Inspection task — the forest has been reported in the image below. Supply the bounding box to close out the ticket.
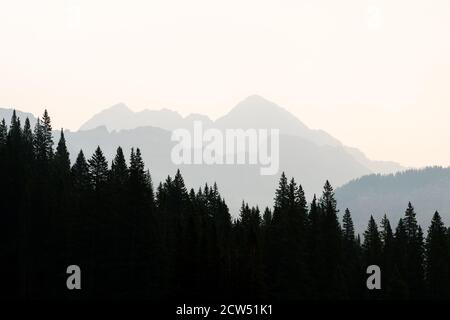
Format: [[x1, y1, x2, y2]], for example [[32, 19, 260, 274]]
[[1, 110, 450, 300]]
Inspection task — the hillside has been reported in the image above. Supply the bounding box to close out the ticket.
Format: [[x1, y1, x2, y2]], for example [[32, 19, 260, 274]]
[[336, 167, 450, 233]]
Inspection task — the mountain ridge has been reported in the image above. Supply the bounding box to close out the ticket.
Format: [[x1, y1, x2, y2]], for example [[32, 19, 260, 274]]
[[335, 166, 450, 232], [77, 95, 404, 174]]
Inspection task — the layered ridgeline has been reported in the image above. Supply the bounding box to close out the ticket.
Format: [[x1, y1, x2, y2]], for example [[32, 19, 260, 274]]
[[336, 167, 450, 233], [42, 95, 402, 220], [1, 110, 450, 300], [2, 96, 404, 223]]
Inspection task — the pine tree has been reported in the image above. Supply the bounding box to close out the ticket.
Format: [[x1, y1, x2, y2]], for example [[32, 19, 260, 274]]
[[5, 113, 450, 300], [32, 114, 53, 166], [262, 207, 272, 228], [402, 202, 425, 298], [343, 208, 355, 243], [110, 146, 128, 186], [380, 214, 395, 298], [88, 146, 109, 191], [426, 211, 450, 298], [49, 130, 72, 297], [392, 218, 409, 298], [363, 216, 382, 265], [42, 110, 53, 159], [33, 118, 45, 162], [7, 110, 22, 147], [3, 110, 25, 297], [0, 118, 7, 147], [71, 150, 91, 192], [54, 130, 70, 174], [22, 118, 33, 156], [318, 180, 344, 298], [236, 203, 265, 298], [342, 208, 362, 298], [273, 172, 288, 219], [307, 194, 323, 298], [362, 216, 383, 299]]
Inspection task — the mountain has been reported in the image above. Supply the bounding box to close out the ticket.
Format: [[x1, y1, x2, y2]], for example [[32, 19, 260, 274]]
[[79, 95, 403, 173], [79, 102, 186, 131], [61, 125, 371, 217], [0, 108, 37, 127], [1, 96, 406, 217], [335, 166, 450, 233], [344, 146, 406, 175], [215, 95, 342, 147], [80, 95, 342, 147]]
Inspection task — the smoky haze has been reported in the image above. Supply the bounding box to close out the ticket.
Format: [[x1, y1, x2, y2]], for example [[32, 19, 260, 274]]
[[1, 1, 450, 167]]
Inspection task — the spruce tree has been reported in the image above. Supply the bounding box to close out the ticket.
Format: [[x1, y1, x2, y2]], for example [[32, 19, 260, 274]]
[[110, 146, 128, 186], [343, 208, 355, 243], [363, 216, 382, 265], [22, 118, 33, 157], [0, 118, 7, 147], [307, 194, 323, 298], [42, 110, 53, 159], [402, 202, 425, 298], [262, 207, 272, 228], [273, 172, 288, 220], [54, 130, 70, 174], [392, 218, 409, 298], [88, 146, 109, 191], [380, 214, 395, 298], [426, 211, 450, 298], [71, 150, 91, 192], [319, 180, 344, 298], [342, 208, 361, 298]]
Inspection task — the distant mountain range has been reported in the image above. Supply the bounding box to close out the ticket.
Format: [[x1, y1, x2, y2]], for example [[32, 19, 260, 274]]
[[0, 108, 37, 127], [79, 95, 404, 173], [335, 167, 450, 233], [74, 95, 406, 215], [1, 96, 412, 228]]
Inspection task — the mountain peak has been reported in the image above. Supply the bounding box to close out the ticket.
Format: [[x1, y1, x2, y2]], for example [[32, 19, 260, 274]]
[[243, 94, 271, 103], [234, 95, 282, 112], [107, 102, 131, 112]]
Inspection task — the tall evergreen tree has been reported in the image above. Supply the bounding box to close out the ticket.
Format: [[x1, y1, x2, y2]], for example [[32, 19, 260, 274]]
[[71, 150, 91, 192], [380, 214, 396, 298], [363, 216, 382, 266], [88, 146, 109, 191], [425, 211, 450, 298], [402, 202, 425, 298], [342, 208, 362, 298], [343, 208, 355, 243], [0, 118, 7, 147], [110, 146, 128, 185], [307, 194, 323, 298], [318, 180, 344, 298], [54, 130, 70, 171], [42, 109, 53, 159]]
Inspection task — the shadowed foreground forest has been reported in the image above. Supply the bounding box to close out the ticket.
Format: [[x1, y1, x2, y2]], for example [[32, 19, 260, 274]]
[[1, 110, 450, 300]]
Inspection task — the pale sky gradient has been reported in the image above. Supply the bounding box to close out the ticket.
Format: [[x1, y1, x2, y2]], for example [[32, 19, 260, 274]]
[[1, 0, 450, 168]]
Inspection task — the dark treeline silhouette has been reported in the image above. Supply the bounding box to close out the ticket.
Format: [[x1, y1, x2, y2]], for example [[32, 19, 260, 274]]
[[1, 110, 450, 300]]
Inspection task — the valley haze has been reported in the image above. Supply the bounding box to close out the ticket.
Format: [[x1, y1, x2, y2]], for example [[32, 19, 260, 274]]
[[5, 95, 448, 232]]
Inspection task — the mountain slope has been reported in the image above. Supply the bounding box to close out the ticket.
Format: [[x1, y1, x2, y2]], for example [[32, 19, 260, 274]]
[[0, 108, 37, 127], [79, 102, 186, 131], [78, 95, 404, 175], [344, 146, 406, 174], [215, 95, 342, 147], [61, 126, 371, 217], [335, 167, 450, 233]]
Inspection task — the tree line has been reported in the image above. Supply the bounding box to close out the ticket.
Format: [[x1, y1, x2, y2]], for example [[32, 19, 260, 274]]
[[1, 110, 449, 300]]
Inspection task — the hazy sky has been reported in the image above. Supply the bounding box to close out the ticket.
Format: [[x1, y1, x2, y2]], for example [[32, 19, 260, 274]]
[[1, 0, 450, 168]]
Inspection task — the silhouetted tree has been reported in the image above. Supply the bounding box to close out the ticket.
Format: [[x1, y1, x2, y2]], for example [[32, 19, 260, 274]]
[[425, 211, 450, 299], [1, 110, 449, 301]]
